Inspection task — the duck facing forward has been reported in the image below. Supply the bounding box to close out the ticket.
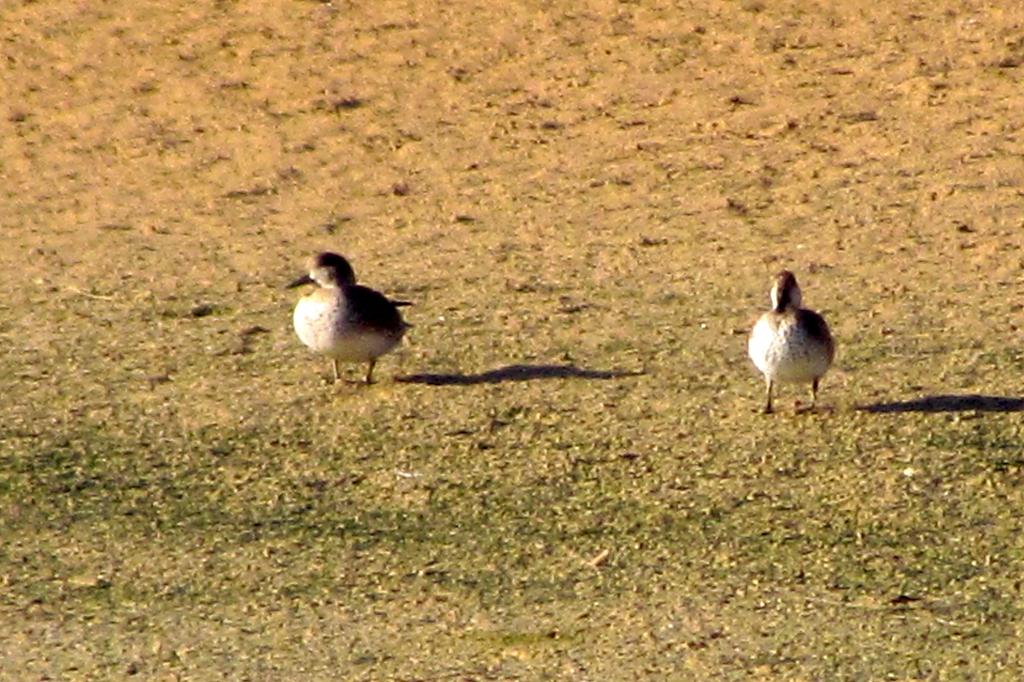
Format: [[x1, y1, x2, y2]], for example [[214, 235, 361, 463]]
[[748, 270, 834, 414], [287, 252, 410, 384]]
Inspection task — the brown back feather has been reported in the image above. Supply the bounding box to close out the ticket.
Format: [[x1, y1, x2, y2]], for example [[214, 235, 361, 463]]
[[345, 284, 407, 334], [795, 308, 835, 361]]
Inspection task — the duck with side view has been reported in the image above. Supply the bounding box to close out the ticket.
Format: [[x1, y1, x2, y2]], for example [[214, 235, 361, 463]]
[[748, 270, 835, 414], [287, 252, 411, 384]]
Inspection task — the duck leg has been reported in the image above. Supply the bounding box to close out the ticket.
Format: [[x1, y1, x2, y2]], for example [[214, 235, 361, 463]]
[[332, 358, 341, 383], [763, 378, 774, 414], [364, 359, 377, 385]]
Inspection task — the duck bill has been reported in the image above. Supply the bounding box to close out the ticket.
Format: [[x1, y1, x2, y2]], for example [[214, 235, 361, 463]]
[[286, 273, 314, 289]]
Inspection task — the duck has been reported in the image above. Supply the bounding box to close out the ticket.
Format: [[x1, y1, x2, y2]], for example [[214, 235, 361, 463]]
[[287, 252, 410, 384], [748, 270, 835, 413]]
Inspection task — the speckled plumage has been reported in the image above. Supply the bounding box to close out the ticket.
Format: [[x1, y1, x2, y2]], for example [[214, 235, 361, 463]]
[[288, 252, 409, 383], [748, 271, 834, 413]]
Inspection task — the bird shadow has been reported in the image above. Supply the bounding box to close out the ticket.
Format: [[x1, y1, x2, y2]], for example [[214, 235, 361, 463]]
[[857, 394, 1024, 414], [395, 363, 643, 386]]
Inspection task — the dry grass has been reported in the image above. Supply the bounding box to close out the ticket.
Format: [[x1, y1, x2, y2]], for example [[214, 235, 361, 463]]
[[3, 0, 1024, 678]]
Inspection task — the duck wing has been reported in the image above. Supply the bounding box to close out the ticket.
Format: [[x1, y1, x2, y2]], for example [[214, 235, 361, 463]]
[[344, 285, 408, 332], [795, 308, 835, 361]]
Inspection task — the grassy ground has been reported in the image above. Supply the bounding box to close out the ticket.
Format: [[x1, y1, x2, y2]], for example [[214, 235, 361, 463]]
[[3, 0, 1024, 678]]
